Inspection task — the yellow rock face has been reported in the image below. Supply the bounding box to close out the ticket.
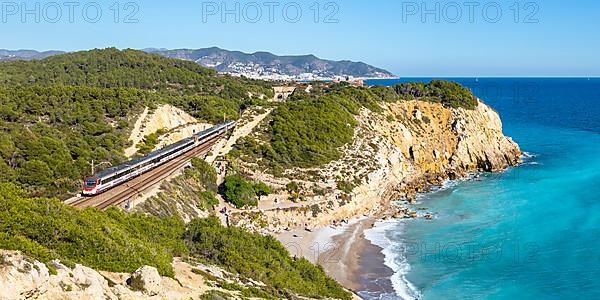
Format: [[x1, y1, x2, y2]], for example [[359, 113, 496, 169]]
[[230, 99, 521, 232], [380, 100, 520, 177], [124, 104, 212, 157]]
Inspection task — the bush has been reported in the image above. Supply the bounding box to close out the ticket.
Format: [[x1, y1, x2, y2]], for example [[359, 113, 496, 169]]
[[198, 191, 219, 209], [190, 158, 218, 192], [254, 181, 272, 198], [223, 175, 258, 208], [0, 183, 186, 277], [286, 181, 300, 194], [336, 181, 355, 194], [184, 216, 351, 300], [393, 80, 477, 109], [200, 290, 232, 300], [222, 175, 272, 208], [136, 129, 167, 155]]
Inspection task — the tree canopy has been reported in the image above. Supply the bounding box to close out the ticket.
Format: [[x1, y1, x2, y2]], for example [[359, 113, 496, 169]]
[[0, 48, 273, 198], [0, 183, 349, 299]]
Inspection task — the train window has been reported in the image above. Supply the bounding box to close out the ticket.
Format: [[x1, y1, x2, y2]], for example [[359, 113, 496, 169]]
[[85, 178, 97, 187], [96, 140, 197, 187]]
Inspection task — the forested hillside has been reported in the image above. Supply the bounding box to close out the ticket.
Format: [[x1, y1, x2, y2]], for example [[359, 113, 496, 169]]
[[233, 81, 477, 173], [0, 85, 153, 197], [0, 48, 272, 198], [0, 50, 352, 298], [0, 183, 351, 299], [0, 48, 481, 300]]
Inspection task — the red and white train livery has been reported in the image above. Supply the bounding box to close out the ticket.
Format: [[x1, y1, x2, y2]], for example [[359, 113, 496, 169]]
[[82, 121, 234, 196]]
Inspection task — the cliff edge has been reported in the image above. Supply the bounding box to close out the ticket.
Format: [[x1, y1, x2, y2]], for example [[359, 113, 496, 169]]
[[230, 99, 521, 231]]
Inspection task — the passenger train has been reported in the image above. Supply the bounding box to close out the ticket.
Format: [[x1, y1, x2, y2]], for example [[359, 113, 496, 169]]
[[82, 121, 235, 196]]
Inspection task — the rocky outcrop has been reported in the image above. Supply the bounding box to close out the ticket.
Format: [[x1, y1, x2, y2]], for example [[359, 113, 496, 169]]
[[450, 102, 521, 172], [2, 250, 346, 300], [380, 100, 521, 179], [124, 104, 212, 157], [230, 99, 521, 231], [0, 251, 240, 300], [0, 251, 120, 300], [0, 251, 51, 299], [128, 266, 162, 296]]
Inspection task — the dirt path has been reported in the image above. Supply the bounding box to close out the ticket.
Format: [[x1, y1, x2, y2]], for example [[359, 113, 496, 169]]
[[206, 107, 273, 166], [124, 107, 149, 157], [209, 108, 273, 226]]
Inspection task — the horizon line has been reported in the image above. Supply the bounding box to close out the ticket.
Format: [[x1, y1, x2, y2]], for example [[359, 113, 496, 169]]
[[378, 76, 600, 79]]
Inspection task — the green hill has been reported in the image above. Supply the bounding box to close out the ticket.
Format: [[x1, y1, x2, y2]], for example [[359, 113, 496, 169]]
[[0, 183, 350, 299], [0, 48, 272, 198], [0, 49, 350, 298], [0, 48, 272, 95]]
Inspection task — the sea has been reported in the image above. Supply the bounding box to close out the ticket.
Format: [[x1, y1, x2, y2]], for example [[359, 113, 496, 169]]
[[359, 78, 600, 299]]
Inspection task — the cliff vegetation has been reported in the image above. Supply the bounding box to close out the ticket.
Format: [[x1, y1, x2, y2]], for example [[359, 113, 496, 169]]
[[0, 183, 351, 299], [233, 80, 479, 172]]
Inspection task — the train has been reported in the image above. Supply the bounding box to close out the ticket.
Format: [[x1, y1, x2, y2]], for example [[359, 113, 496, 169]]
[[82, 121, 235, 196]]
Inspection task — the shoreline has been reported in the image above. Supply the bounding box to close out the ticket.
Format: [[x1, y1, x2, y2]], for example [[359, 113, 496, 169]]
[[262, 98, 523, 299], [276, 217, 397, 297], [274, 171, 516, 299]]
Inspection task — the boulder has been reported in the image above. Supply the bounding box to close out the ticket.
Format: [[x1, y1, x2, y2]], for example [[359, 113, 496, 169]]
[[128, 266, 162, 296], [70, 264, 115, 298], [0, 251, 50, 299]]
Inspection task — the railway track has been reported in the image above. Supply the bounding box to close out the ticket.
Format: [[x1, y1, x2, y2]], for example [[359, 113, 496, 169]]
[[72, 136, 220, 210]]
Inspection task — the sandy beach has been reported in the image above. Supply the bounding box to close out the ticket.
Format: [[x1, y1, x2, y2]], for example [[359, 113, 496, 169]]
[[276, 217, 395, 296]]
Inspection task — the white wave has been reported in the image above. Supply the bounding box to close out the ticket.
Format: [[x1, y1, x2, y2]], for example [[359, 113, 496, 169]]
[[364, 220, 422, 300], [522, 151, 536, 158]]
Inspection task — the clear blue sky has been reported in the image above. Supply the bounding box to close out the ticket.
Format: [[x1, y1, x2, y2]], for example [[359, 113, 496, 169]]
[[1, 0, 599, 76]]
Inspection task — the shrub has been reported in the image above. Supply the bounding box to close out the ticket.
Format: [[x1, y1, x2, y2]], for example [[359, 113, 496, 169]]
[[393, 80, 477, 109], [200, 290, 232, 300], [223, 175, 258, 208], [254, 181, 272, 198], [198, 191, 219, 209], [136, 129, 167, 155], [310, 204, 322, 218], [190, 158, 218, 192], [222, 175, 272, 208], [0, 183, 186, 277], [184, 216, 351, 300], [286, 181, 300, 194], [336, 181, 355, 194]]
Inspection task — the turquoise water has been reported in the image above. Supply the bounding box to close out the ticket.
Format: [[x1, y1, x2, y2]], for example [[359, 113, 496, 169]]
[[362, 78, 600, 299]]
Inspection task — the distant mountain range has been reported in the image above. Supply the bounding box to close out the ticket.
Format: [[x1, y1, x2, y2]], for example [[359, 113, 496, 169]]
[[0, 47, 395, 80], [144, 47, 395, 80], [0, 49, 65, 61]]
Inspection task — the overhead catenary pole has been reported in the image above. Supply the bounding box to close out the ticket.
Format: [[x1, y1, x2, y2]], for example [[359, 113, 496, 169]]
[[89, 160, 112, 175]]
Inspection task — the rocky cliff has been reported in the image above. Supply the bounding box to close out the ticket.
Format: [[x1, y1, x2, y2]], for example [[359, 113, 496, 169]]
[[230, 99, 521, 231], [1, 250, 319, 300]]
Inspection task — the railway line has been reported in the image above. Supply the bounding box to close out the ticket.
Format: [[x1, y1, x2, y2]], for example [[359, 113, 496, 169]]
[[70, 135, 221, 210]]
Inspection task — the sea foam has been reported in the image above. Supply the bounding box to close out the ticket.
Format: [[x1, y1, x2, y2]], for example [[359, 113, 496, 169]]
[[364, 220, 422, 300]]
